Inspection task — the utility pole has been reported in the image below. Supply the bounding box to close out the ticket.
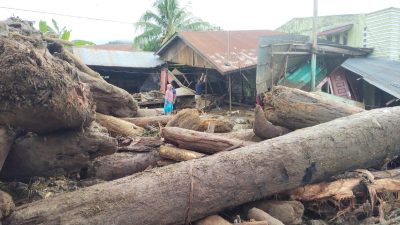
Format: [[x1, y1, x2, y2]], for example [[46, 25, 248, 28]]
[[311, 0, 318, 91]]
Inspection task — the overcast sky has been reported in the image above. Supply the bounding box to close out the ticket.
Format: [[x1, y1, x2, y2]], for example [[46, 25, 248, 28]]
[[1, 0, 399, 44]]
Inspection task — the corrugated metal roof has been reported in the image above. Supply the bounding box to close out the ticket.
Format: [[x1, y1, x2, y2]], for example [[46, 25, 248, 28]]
[[157, 30, 283, 74], [72, 47, 164, 68], [342, 57, 400, 98], [318, 24, 353, 36], [83, 44, 136, 51]]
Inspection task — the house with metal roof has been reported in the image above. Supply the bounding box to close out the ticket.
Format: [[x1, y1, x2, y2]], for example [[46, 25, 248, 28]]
[[276, 7, 400, 61], [156, 30, 283, 106], [73, 46, 164, 93]]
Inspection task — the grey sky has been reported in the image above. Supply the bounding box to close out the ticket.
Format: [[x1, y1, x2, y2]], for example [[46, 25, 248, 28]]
[[1, 0, 399, 44]]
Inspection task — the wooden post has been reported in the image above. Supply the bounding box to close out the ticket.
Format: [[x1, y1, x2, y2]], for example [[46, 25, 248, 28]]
[[229, 74, 232, 112], [311, 0, 318, 91]]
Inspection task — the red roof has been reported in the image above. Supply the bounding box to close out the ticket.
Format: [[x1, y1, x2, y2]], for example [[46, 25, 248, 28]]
[[318, 24, 353, 36], [158, 30, 283, 74]]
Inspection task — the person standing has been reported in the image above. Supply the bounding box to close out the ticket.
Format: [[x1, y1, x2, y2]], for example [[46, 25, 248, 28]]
[[195, 74, 207, 109], [164, 84, 174, 115]]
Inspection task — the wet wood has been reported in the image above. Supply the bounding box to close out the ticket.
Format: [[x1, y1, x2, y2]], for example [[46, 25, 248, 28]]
[[253, 105, 291, 140], [263, 85, 364, 129], [88, 151, 161, 181], [122, 115, 172, 128], [5, 107, 400, 225], [247, 208, 284, 225], [195, 215, 231, 225], [159, 145, 205, 161], [162, 126, 251, 154], [117, 137, 162, 153], [96, 113, 144, 138]]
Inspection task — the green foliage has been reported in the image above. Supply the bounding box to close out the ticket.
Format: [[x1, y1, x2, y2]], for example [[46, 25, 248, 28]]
[[39, 19, 94, 46], [72, 40, 95, 46], [134, 0, 220, 51]]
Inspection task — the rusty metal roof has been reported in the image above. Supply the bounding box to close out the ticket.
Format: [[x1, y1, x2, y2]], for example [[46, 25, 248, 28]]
[[157, 30, 283, 74], [318, 24, 353, 36]]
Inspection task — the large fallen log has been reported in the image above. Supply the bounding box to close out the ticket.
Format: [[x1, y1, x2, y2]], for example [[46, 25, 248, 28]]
[[0, 123, 117, 179], [78, 71, 138, 117], [0, 127, 17, 172], [117, 137, 162, 152], [96, 113, 144, 138], [0, 33, 95, 134], [197, 118, 234, 133], [215, 129, 263, 142], [162, 127, 251, 154], [253, 105, 291, 140], [159, 145, 205, 161], [166, 108, 201, 130], [88, 151, 160, 181], [122, 115, 172, 128], [5, 107, 400, 225], [263, 86, 364, 130]]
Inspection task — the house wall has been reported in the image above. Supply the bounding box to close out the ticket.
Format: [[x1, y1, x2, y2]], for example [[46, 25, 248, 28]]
[[365, 8, 400, 60], [160, 39, 214, 69], [276, 14, 365, 47]]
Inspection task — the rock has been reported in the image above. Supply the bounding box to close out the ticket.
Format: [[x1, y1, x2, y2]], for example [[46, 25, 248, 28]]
[[254, 200, 304, 225], [0, 191, 14, 219]]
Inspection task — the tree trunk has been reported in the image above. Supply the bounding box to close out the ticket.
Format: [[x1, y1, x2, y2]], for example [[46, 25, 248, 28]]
[[197, 118, 234, 133], [166, 109, 201, 130], [5, 107, 400, 225], [0, 127, 16, 172], [248, 208, 284, 225], [63, 50, 103, 79], [263, 86, 364, 130], [78, 71, 138, 117], [195, 215, 231, 225], [253, 105, 291, 140], [0, 123, 117, 179], [122, 115, 172, 128], [96, 113, 144, 138], [0, 36, 95, 134], [88, 151, 161, 181], [136, 108, 164, 117], [162, 127, 252, 154], [118, 137, 162, 152], [215, 129, 263, 142], [159, 145, 205, 161]]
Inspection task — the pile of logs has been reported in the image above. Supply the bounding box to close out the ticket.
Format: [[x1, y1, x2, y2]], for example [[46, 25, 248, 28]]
[[1, 17, 400, 225]]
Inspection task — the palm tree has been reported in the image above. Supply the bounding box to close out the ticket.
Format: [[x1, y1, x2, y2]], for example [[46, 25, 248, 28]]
[[134, 0, 219, 51]]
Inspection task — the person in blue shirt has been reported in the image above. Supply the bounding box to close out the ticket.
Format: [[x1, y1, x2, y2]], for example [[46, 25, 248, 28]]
[[195, 74, 207, 109]]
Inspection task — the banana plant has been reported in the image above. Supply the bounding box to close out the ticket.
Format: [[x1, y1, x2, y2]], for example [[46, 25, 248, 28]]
[[39, 19, 94, 46]]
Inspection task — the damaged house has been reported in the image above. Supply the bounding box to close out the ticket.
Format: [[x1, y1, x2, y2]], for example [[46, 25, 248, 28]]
[[156, 30, 283, 106], [72, 45, 164, 93]]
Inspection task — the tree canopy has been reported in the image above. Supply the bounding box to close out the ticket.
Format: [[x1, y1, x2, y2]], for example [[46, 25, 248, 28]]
[[134, 0, 219, 51]]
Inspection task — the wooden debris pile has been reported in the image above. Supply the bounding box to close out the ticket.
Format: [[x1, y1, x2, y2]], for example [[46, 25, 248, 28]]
[[0, 17, 400, 225]]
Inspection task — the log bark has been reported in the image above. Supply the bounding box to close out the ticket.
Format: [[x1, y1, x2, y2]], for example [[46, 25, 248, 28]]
[[159, 145, 205, 161], [78, 71, 138, 117], [0, 123, 117, 179], [162, 127, 252, 154], [197, 118, 234, 133], [263, 85, 364, 130], [288, 168, 400, 201], [247, 208, 284, 225], [117, 137, 162, 152], [215, 129, 263, 142], [166, 109, 201, 130], [253, 105, 291, 139], [0, 36, 95, 134], [252, 200, 304, 225], [88, 151, 161, 181], [5, 107, 400, 225], [96, 113, 144, 138], [195, 215, 231, 225], [122, 115, 172, 128], [0, 127, 16, 172], [136, 108, 164, 117]]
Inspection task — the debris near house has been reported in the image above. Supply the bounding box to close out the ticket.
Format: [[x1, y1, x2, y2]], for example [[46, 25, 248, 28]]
[[263, 85, 364, 130], [132, 90, 165, 107]]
